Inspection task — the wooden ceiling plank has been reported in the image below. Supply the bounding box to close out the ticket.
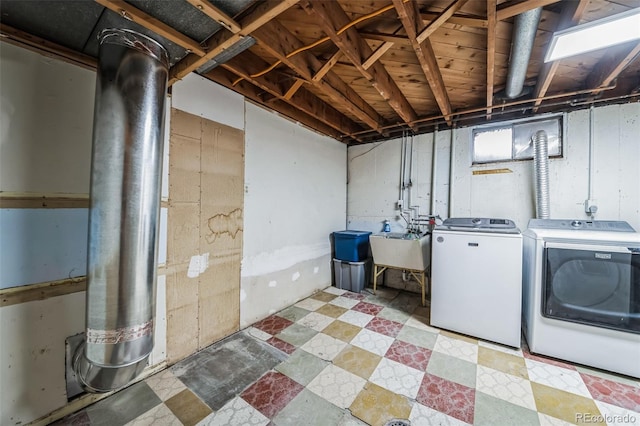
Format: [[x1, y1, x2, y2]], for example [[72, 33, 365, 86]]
[[185, 0, 241, 34], [496, 0, 560, 21], [95, 0, 206, 56], [363, 41, 395, 70], [586, 42, 640, 90], [0, 24, 97, 70], [417, 0, 470, 44], [487, 0, 497, 116], [222, 52, 362, 133], [392, 0, 453, 125], [252, 20, 383, 132], [496, 0, 562, 21], [312, 51, 343, 82], [303, 0, 419, 130], [421, 12, 487, 28], [171, 0, 299, 85], [533, 0, 588, 108]]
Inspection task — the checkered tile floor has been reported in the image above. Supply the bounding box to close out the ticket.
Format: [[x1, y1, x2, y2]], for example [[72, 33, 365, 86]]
[[56, 286, 640, 426]]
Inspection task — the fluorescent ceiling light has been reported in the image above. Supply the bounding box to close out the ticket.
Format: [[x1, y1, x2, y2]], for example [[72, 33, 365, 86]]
[[545, 7, 640, 62]]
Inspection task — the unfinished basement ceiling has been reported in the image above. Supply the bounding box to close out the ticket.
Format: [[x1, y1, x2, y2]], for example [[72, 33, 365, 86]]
[[1, 0, 639, 144]]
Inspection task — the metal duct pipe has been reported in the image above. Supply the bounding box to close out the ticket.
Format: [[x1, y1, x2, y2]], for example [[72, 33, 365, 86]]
[[533, 130, 550, 219], [505, 8, 542, 98], [73, 29, 169, 393]]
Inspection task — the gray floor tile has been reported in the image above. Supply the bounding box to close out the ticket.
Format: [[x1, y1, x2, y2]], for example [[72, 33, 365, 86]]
[[427, 351, 477, 388], [85, 381, 162, 426], [275, 348, 328, 386], [276, 306, 310, 323], [397, 325, 438, 349], [171, 332, 287, 410], [272, 389, 344, 426], [474, 391, 541, 426], [388, 293, 421, 313], [377, 306, 412, 324], [275, 323, 318, 347]]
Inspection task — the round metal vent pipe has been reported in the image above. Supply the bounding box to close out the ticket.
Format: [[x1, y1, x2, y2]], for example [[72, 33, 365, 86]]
[[73, 29, 169, 393], [505, 8, 542, 99]]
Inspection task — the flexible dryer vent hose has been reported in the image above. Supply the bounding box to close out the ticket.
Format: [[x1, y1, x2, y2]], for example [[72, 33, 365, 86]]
[[533, 130, 550, 219]]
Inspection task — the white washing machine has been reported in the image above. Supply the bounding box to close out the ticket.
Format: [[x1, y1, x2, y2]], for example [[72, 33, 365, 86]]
[[523, 219, 640, 378], [431, 218, 523, 347]]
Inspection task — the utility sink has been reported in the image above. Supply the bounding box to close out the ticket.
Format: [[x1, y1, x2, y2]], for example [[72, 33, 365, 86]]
[[369, 233, 431, 271]]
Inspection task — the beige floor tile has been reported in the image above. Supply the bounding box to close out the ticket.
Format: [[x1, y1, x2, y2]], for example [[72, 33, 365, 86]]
[[333, 345, 382, 380], [316, 304, 349, 318], [350, 382, 412, 426], [311, 292, 338, 302], [531, 382, 605, 425], [478, 346, 528, 379], [322, 320, 362, 342], [165, 389, 212, 426]]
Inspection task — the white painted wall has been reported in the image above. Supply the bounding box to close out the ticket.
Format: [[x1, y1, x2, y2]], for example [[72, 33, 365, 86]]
[[349, 103, 640, 233], [172, 73, 244, 131], [348, 104, 640, 291], [348, 131, 451, 233], [169, 76, 347, 328], [241, 102, 346, 327], [451, 104, 640, 231], [0, 43, 94, 194], [0, 44, 169, 425]]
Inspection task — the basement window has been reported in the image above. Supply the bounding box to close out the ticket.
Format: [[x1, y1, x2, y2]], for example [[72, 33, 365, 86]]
[[472, 115, 562, 164]]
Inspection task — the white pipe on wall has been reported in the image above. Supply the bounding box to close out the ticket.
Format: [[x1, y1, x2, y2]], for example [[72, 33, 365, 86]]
[[430, 128, 438, 215], [448, 128, 455, 218]]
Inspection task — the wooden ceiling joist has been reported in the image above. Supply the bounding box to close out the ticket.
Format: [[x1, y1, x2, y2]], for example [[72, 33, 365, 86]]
[[303, 0, 419, 131], [417, 0, 469, 44], [252, 20, 384, 133], [185, 0, 242, 34], [312, 51, 343, 82], [496, 0, 562, 21], [533, 0, 588, 109], [421, 12, 487, 28], [204, 67, 345, 140], [586, 42, 640, 90], [363, 42, 395, 70], [221, 52, 363, 135], [171, 0, 299, 85], [486, 0, 497, 116], [95, 0, 206, 56], [283, 79, 305, 100], [392, 0, 453, 125]]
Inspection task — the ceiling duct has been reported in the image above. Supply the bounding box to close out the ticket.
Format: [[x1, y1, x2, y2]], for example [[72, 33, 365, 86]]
[[73, 28, 168, 393], [196, 35, 256, 74], [505, 8, 542, 99]]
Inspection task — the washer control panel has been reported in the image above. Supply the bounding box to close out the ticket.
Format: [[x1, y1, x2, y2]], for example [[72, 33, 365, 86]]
[[528, 219, 635, 232], [443, 217, 516, 229]]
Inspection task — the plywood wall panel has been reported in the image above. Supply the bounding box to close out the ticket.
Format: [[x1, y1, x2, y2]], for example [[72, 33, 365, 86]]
[[167, 203, 200, 266], [171, 109, 203, 139], [198, 268, 240, 348], [165, 273, 199, 363], [169, 135, 201, 203], [166, 108, 243, 364]]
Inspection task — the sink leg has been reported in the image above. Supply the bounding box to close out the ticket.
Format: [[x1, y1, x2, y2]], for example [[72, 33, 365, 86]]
[[421, 272, 426, 307], [373, 264, 378, 295]]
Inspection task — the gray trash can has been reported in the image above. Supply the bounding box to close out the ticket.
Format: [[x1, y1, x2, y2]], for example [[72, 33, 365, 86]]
[[333, 258, 371, 293]]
